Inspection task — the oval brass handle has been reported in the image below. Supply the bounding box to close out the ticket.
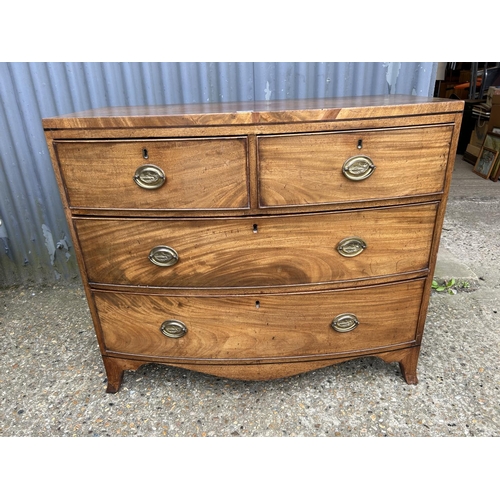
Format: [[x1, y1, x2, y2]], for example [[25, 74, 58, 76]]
[[149, 246, 179, 267], [133, 164, 166, 189], [337, 237, 367, 257], [160, 320, 188, 339], [331, 313, 359, 333], [342, 155, 376, 181]]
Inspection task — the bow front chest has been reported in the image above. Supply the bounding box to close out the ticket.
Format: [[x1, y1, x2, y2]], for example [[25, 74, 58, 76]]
[[43, 96, 463, 392]]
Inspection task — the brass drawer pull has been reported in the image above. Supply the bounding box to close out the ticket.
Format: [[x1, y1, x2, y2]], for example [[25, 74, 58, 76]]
[[160, 320, 188, 339], [133, 164, 166, 189], [149, 246, 179, 267], [337, 237, 367, 257], [331, 313, 359, 333], [342, 155, 376, 181]]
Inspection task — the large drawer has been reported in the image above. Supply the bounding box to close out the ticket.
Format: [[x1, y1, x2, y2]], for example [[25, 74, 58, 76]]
[[76, 203, 438, 288], [54, 138, 249, 210], [94, 280, 423, 360], [258, 126, 453, 207]]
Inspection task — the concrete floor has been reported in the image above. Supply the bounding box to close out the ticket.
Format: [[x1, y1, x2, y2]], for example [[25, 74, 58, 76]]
[[1, 156, 499, 440]]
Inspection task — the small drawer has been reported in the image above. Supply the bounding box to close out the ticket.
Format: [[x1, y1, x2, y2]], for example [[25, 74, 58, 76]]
[[258, 125, 453, 207], [75, 203, 438, 288], [54, 137, 249, 210], [94, 280, 424, 360]]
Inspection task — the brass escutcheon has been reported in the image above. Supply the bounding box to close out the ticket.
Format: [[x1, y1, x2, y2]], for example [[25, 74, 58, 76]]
[[160, 320, 188, 339], [149, 246, 179, 267], [342, 155, 376, 181], [133, 164, 166, 189], [331, 313, 359, 333], [337, 237, 367, 257]]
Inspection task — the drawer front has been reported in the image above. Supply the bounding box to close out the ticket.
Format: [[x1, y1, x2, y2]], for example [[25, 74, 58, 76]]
[[94, 280, 423, 359], [258, 126, 453, 207], [76, 203, 437, 288], [54, 138, 249, 210]]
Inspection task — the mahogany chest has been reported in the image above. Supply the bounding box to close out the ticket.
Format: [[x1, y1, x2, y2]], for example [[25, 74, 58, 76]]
[[43, 95, 464, 392]]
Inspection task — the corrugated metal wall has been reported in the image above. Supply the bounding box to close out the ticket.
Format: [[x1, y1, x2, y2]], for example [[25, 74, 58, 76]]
[[0, 62, 438, 286]]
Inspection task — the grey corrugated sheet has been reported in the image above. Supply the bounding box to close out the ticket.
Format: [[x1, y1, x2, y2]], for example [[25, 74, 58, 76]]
[[0, 62, 438, 286]]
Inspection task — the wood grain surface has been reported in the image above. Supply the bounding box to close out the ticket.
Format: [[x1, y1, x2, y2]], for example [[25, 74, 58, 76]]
[[76, 203, 438, 288], [42, 95, 464, 129], [258, 125, 454, 206], [102, 345, 421, 389], [43, 96, 464, 390], [95, 280, 424, 360], [54, 137, 249, 210]]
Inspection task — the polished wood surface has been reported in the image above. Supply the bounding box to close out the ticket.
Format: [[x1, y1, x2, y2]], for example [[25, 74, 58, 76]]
[[258, 126, 453, 206], [102, 346, 421, 391], [55, 138, 249, 210], [43, 95, 464, 129], [94, 280, 423, 360], [75, 203, 437, 288], [43, 96, 464, 392]]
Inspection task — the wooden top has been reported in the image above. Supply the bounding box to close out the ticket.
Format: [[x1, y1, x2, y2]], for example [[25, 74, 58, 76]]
[[42, 95, 464, 130]]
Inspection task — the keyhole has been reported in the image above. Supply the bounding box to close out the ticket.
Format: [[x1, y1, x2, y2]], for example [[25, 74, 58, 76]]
[[143, 148, 149, 159], [253, 224, 258, 233], [357, 139, 363, 149], [255, 301, 260, 309]]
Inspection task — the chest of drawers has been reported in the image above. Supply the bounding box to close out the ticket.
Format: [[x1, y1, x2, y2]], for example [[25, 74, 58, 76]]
[[43, 95, 463, 393]]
